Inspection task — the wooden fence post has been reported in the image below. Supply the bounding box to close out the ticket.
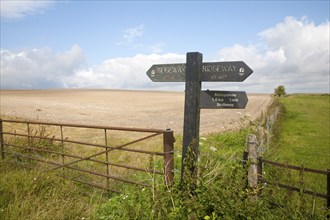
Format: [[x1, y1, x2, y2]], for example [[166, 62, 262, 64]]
[[164, 129, 174, 186], [0, 119, 4, 159], [247, 134, 259, 200]]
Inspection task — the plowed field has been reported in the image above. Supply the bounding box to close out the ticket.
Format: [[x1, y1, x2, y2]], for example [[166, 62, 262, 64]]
[[0, 90, 272, 134]]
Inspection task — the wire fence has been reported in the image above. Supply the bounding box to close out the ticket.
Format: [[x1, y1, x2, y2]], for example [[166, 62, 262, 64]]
[[244, 134, 330, 208]]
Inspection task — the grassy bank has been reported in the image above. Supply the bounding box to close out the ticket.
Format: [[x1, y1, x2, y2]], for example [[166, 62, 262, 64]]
[[264, 94, 329, 196], [261, 94, 330, 218], [266, 94, 329, 169]]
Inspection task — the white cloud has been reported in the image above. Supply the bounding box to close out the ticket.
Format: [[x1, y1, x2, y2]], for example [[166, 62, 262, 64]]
[[117, 24, 145, 46], [64, 53, 185, 89], [0, 45, 185, 90], [0, 0, 55, 20], [1, 16, 329, 93], [216, 17, 330, 93], [1, 45, 85, 89]]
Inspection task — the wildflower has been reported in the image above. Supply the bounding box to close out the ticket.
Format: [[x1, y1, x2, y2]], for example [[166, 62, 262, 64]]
[[33, 177, 37, 181], [209, 146, 217, 151]]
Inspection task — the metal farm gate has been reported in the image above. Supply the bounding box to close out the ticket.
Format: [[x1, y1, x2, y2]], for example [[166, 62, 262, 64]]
[[0, 119, 174, 193]]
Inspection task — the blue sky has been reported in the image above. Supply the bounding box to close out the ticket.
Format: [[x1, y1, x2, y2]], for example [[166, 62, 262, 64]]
[[1, 0, 329, 93]]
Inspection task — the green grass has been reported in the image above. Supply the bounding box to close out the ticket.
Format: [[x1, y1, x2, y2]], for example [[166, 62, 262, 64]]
[[0, 161, 106, 220], [1, 127, 329, 219], [96, 127, 329, 219], [267, 94, 330, 169], [262, 94, 330, 217]]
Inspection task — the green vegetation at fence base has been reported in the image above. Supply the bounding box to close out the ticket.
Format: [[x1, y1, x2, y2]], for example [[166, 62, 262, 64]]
[[96, 128, 329, 219], [96, 129, 258, 220]]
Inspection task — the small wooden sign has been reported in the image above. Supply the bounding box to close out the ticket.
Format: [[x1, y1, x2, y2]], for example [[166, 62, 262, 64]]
[[200, 90, 248, 109]]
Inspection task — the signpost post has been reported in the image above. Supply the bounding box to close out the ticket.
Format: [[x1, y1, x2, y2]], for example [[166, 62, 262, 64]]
[[146, 52, 253, 185], [181, 52, 202, 182]]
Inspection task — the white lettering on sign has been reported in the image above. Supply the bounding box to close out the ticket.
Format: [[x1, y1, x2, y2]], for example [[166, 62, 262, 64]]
[[156, 66, 185, 74], [210, 74, 228, 80], [239, 67, 245, 76], [229, 98, 239, 102], [151, 70, 156, 78], [214, 93, 237, 98], [212, 98, 224, 102], [216, 103, 234, 107], [202, 64, 237, 73]]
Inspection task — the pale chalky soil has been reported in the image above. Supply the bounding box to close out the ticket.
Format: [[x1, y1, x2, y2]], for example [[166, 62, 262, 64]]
[[0, 90, 272, 134]]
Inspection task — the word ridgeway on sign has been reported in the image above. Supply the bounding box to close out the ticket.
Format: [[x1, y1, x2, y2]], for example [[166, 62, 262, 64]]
[[199, 90, 248, 109], [146, 61, 253, 82]]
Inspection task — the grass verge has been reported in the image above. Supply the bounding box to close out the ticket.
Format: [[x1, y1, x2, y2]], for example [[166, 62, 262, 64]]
[[261, 94, 330, 218], [0, 161, 106, 220], [266, 94, 329, 169]]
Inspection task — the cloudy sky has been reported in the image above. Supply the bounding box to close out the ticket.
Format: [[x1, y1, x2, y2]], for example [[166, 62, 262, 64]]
[[1, 0, 329, 93]]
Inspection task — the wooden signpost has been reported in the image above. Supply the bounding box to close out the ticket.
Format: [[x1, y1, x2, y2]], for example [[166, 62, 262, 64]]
[[146, 52, 253, 183]]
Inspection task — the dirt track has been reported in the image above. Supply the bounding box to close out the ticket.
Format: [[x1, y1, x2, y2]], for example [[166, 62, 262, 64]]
[[0, 90, 272, 134]]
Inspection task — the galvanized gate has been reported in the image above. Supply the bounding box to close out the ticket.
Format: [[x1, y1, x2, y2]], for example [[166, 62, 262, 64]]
[[0, 119, 174, 193]]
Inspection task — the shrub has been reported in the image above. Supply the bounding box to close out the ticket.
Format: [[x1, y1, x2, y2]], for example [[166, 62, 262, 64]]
[[274, 85, 286, 97]]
